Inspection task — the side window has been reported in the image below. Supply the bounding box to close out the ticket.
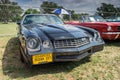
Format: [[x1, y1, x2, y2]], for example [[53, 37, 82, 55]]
[[80, 17, 84, 22], [23, 18, 27, 24], [23, 16, 34, 24], [89, 17, 96, 22]]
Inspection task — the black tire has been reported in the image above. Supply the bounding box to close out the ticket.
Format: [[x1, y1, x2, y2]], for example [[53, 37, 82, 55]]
[[20, 53, 24, 63], [18, 38, 33, 68], [20, 45, 25, 63], [20, 46, 33, 68]]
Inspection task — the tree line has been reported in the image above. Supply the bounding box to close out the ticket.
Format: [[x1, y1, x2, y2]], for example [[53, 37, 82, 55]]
[[0, 0, 23, 23], [0, 0, 120, 23], [97, 3, 120, 18]]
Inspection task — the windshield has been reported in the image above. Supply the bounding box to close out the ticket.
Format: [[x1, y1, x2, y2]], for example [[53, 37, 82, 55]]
[[22, 15, 64, 25], [80, 15, 106, 22], [106, 16, 120, 22], [90, 16, 106, 22]]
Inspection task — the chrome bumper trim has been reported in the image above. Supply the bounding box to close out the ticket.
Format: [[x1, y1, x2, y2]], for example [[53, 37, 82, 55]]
[[102, 32, 120, 34]]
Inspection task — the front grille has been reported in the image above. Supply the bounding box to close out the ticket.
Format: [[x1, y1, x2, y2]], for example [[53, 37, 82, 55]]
[[54, 37, 89, 49], [117, 26, 120, 30]]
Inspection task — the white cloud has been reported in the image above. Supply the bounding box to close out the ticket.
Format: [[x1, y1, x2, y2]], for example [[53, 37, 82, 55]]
[[10, 0, 120, 14], [10, 0, 17, 2], [57, 0, 120, 14]]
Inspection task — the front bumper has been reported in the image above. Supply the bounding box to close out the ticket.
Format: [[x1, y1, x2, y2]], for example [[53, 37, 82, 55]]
[[29, 40, 104, 65], [102, 32, 120, 40], [53, 44, 104, 62]]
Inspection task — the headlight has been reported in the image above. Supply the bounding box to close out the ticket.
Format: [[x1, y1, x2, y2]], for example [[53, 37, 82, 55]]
[[107, 26, 112, 31], [27, 37, 40, 51], [43, 40, 51, 48]]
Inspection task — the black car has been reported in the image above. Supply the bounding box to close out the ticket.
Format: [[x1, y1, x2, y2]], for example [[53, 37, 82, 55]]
[[17, 14, 104, 67]]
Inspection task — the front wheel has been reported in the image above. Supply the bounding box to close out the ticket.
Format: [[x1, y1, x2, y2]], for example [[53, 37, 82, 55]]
[[19, 44, 25, 63]]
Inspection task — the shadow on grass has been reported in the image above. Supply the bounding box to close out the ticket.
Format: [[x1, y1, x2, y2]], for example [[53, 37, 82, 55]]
[[104, 39, 120, 47], [2, 37, 90, 79]]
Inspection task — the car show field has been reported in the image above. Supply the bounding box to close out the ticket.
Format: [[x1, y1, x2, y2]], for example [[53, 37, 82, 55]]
[[0, 23, 120, 80]]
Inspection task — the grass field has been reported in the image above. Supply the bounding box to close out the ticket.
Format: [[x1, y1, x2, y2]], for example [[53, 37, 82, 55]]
[[0, 23, 17, 36], [0, 23, 120, 80]]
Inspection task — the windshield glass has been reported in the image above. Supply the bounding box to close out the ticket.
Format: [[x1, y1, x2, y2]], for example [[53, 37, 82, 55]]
[[106, 16, 120, 22], [80, 15, 106, 22], [23, 15, 64, 25], [90, 16, 106, 22]]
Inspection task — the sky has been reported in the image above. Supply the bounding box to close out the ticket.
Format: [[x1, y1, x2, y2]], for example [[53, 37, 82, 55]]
[[10, 0, 120, 14]]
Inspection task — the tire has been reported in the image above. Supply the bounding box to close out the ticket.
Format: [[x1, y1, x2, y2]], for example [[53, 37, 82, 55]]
[[20, 49, 25, 63], [18, 38, 33, 68], [20, 45, 33, 68], [19, 44, 25, 63]]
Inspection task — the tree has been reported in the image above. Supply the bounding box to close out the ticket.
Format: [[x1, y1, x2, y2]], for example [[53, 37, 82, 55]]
[[24, 8, 40, 15], [63, 10, 88, 21], [10, 2, 23, 22], [22, 8, 40, 17], [0, 0, 23, 23], [41, 1, 86, 21], [0, 0, 10, 4], [41, 1, 63, 14], [96, 3, 118, 18]]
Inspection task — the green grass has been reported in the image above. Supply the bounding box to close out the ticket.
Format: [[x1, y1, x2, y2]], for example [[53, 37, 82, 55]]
[[0, 23, 120, 80], [0, 23, 17, 35]]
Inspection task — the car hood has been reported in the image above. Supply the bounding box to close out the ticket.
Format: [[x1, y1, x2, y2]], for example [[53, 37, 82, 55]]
[[24, 23, 89, 40], [67, 21, 120, 26], [91, 22, 120, 26]]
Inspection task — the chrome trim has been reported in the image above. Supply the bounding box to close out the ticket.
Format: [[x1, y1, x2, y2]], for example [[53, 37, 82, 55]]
[[54, 38, 90, 49], [102, 32, 120, 34]]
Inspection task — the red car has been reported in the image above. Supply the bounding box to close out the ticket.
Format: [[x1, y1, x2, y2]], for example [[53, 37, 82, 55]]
[[66, 15, 120, 40]]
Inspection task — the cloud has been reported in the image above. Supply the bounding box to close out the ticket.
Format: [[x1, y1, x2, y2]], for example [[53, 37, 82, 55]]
[[55, 0, 120, 14], [10, 0, 120, 14], [10, 0, 43, 11]]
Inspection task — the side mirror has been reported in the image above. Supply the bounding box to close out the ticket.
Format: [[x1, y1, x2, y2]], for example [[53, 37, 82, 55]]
[[16, 21, 21, 25]]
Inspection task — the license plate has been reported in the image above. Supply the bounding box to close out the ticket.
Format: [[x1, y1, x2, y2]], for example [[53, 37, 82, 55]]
[[32, 53, 53, 65]]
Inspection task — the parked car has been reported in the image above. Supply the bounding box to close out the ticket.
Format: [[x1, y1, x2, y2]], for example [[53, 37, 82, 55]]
[[106, 16, 120, 22], [66, 15, 120, 40], [17, 14, 104, 67]]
